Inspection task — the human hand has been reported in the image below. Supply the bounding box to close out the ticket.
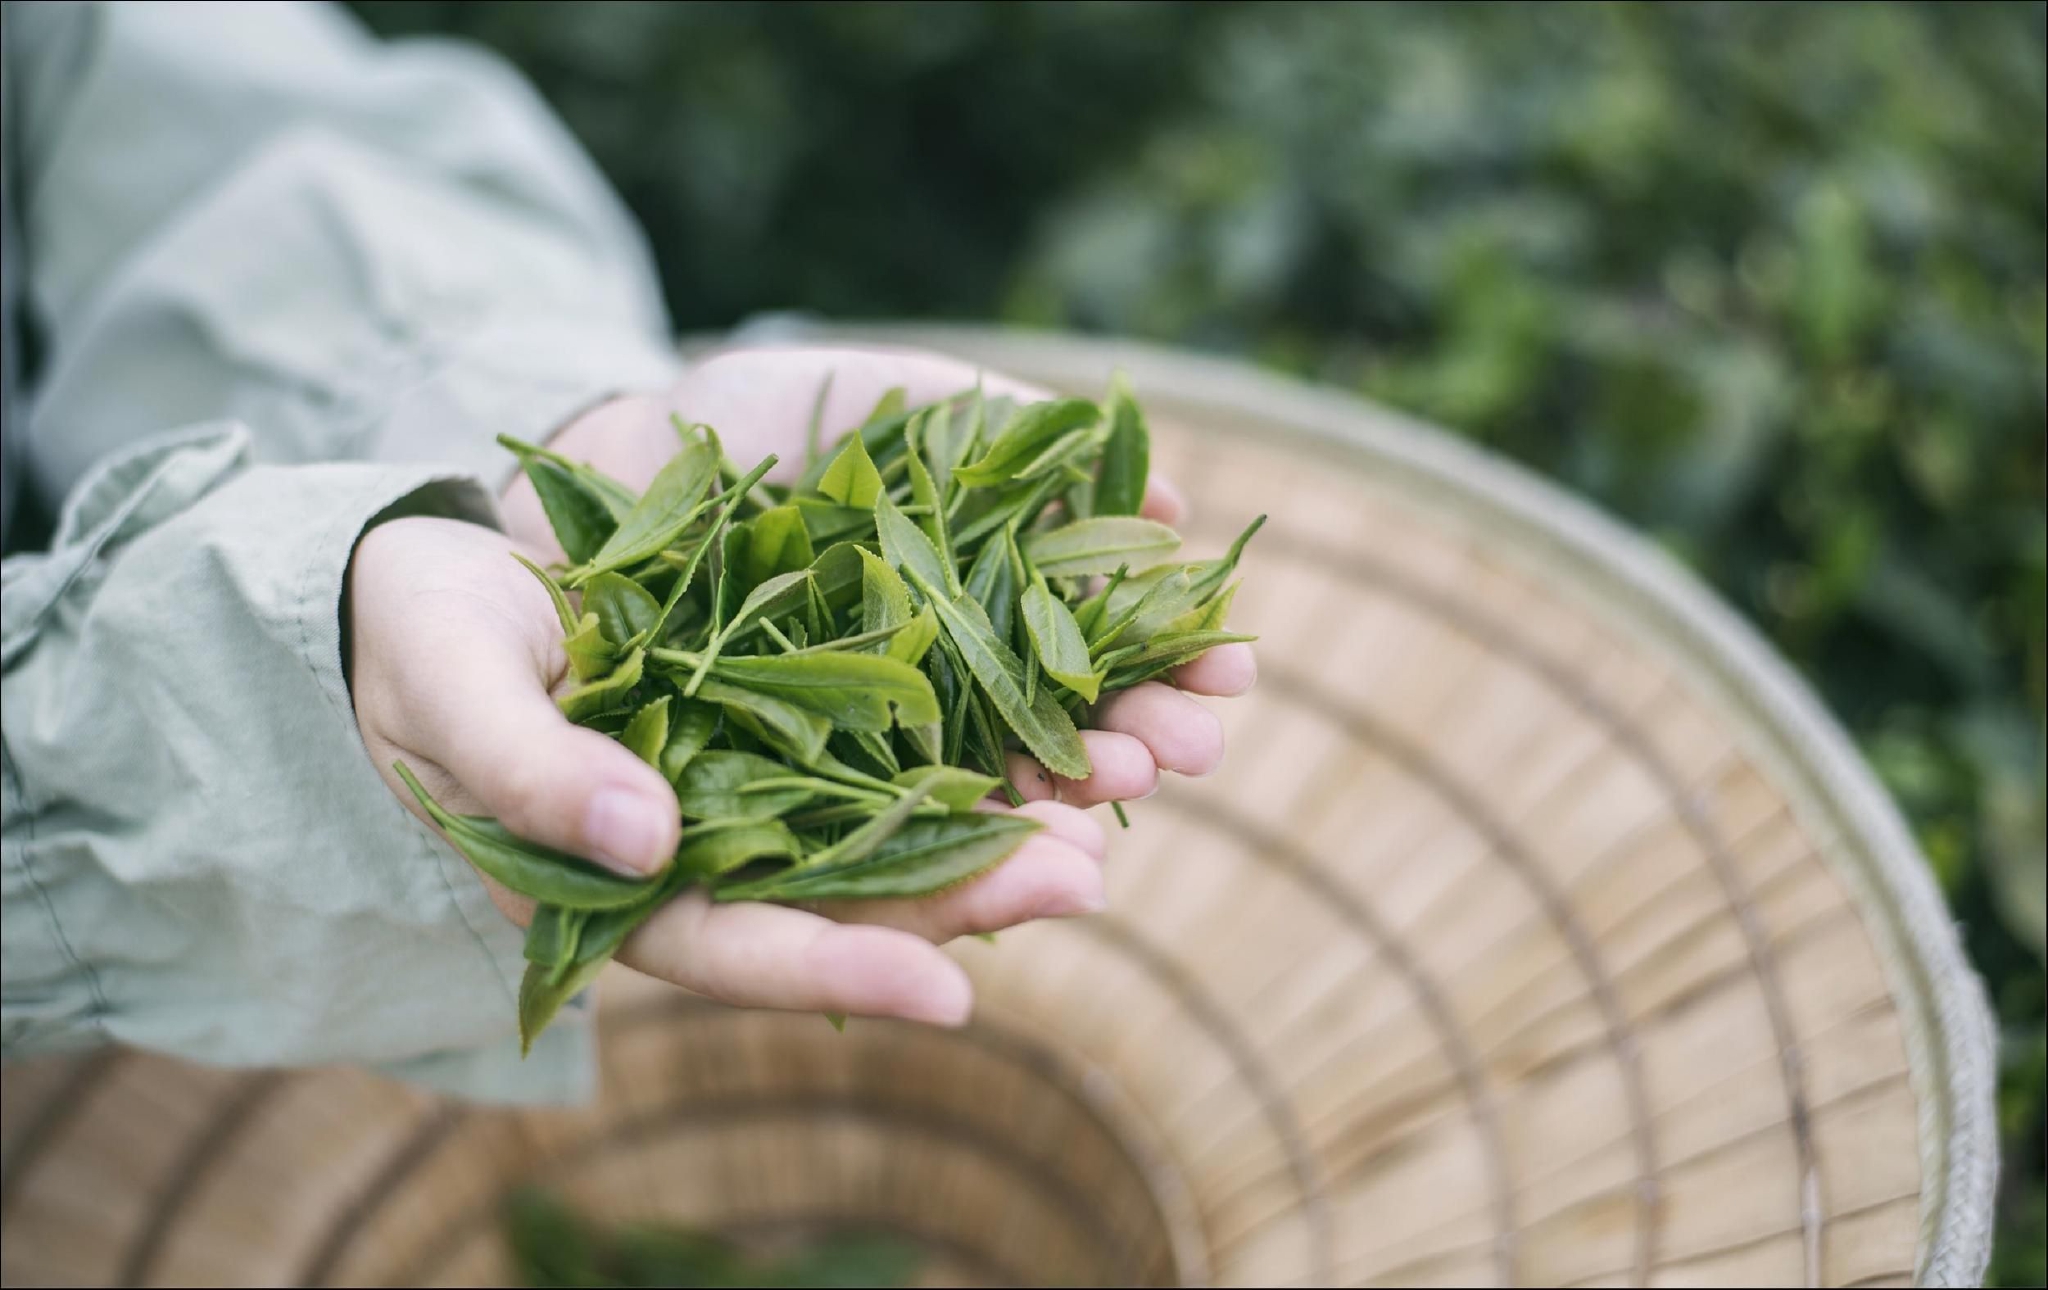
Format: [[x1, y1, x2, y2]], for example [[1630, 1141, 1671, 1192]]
[[501, 344, 1259, 810], [348, 515, 1114, 1025]]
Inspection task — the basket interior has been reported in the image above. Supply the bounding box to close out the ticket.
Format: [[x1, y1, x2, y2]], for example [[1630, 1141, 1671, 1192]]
[[0, 352, 1955, 1288]]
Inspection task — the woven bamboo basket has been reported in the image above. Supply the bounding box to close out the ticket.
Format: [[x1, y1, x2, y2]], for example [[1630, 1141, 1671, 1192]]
[[0, 327, 1998, 1288]]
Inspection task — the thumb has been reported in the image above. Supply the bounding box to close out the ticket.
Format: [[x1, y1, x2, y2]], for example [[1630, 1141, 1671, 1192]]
[[414, 651, 680, 877]]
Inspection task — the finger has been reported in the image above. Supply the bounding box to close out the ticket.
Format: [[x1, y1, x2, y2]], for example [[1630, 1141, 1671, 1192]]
[[400, 627, 679, 876], [1171, 642, 1258, 697], [1093, 682, 1226, 778], [677, 346, 1052, 483], [623, 892, 973, 1025], [1140, 474, 1190, 526], [1002, 753, 1059, 803], [797, 345, 1051, 422], [812, 833, 1105, 942], [1004, 799, 1107, 860], [1048, 730, 1160, 807]]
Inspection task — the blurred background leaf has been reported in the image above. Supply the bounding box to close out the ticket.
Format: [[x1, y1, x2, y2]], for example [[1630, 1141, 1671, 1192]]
[[504, 1188, 923, 1289], [355, 2, 2047, 1279]]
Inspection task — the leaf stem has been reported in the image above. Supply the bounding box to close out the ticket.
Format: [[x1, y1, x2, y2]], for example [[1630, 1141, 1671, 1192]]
[[759, 619, 799, 653]]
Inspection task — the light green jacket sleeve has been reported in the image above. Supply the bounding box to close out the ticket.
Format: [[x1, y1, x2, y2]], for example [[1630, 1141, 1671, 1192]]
[[1, 1, 686, 1102]]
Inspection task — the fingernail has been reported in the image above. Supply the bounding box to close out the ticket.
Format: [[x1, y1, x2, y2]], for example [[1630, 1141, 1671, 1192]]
[[585, 788, 670, 874]]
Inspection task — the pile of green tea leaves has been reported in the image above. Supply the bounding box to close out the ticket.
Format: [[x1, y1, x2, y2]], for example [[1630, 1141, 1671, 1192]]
[[504, 1188, 923, 1288], [398, 381, 1259, 1050]]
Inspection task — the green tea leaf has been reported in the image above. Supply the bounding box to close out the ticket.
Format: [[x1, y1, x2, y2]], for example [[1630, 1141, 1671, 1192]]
[[695, 676, 832, 766], [929, 636, 968, 764], [949, 469, 1068, 549], [574, 438, 721, 582], [793, 497, 880, 545], [705, 423, 783, 520], [777, 621, 911, 655], [844, 728, 903, 776], [512, 552, 578, 635], [1198, 580, 1241, 631], [1101, 629, 1258, 691], [519, 457, 617, 564], [967, 689, 1013, 783], [919, 402, 956, 500], [647, 455, 778, 644], [807, 541, 869, 619], [874, 493, 956, 598], [721, 569, 815, 642], [395, 761, 659, 909], [908, 569, 1092, 778], [794, 388, 916, 495], [864, 386, 908, 430], [673, 750, 823, 820], [585, 572, 662, 648], [1063, 475, 1097, 524], [1095, 375, 1150, 516], [817, 432, 885, 507], [1122, 514, 1263, 643], [891, 764, 1001, 810], [888, 603, 939, 667], [497, 433, 636, 519], [1071, 564, 1129, 641], [1025, 517, 1180, 579], [742, 504, 816, 586], [1011, 424, 1105, 482], [518, 955, 608, 1055], [712, 523, 745, 634], [659, 699, 720, 783], [905, 414, 954, 559], [803, 744, 907, 795], [523, 903, 585, 969], [676, 817, 804, 878], [960, 392, 1007, 472], [714, 811, 1041, 902], [1021, 577, 1101, 702], [559, 647, 644, 721], [1096, 514, 1265, 648], [561, 611, 619, 683], [963, 529, 1020, 642], [859, 547, 915, 638], [1162, 578, 1240, 636], [621, 696, 671, 767], [683, 650, 942, 732], [537, 865, 695, 1034], [718, 784, 933, 899], [953, 398, 1099, 488], [1190, 513, 1266, 599]]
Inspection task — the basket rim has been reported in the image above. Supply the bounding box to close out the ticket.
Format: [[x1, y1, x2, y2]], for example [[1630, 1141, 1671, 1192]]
[[690, 319, 2000, 1288]]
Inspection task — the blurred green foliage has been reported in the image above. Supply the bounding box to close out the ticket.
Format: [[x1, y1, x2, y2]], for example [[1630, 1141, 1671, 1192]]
[[357, 2, 2045, 1280], [503, 1188, 922, 1288]]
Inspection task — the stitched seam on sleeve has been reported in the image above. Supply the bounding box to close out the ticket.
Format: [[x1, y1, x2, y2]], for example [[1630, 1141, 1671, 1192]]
[[1, 734, 112, 1037]]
